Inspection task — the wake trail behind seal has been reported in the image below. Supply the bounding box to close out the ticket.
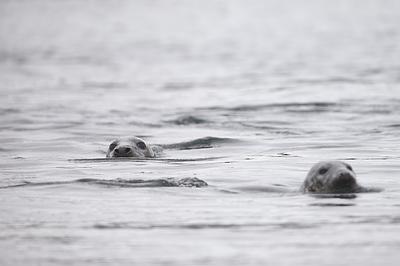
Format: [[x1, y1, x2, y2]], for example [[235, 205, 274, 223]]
[[161, 136, 239, 150]]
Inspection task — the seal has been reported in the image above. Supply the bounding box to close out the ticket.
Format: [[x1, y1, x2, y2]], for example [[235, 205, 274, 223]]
[[301, 161, 363, 193], [106, 137, 159, 158]]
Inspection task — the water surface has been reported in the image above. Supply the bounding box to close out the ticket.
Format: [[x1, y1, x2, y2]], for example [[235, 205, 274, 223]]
[[1, 0, 400, 265]]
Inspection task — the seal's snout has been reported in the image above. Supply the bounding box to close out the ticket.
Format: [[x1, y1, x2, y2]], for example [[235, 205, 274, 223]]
[[332, 171, 356, 188], [113, 145, 133, 157]]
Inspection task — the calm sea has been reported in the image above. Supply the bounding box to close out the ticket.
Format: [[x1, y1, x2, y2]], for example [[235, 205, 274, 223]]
[[1, 0, 400, 265]]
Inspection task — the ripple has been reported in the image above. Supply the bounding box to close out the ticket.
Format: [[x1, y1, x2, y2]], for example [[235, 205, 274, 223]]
[[163, 136, 239, 150], [71, 157, 224, 163], [91, 222, 317, 230], [0, 108, 21, 115], [166, 115, 209, 125], [199, 102, 339, 113], [0, 177, 208, 189], [309, 203, 356, 207], [81, 81, 129, 89]]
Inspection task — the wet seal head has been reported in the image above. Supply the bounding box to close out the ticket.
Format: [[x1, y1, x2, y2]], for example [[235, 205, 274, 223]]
[[301, 161, 362, 194], [106, 137, 155, 158]]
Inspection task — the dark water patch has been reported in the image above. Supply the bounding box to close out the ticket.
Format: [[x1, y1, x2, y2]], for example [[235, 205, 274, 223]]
[[71, 157, 224, 163], [166, 115, 209, 125], [358, 67, 384, 77], [358, 187, 384, 193], [361, 109, 392, 115], [272, 130, 303, 135], [0, 49, 57, 65], [161, 74, 263, 91], [162, 136, 239, 150], [81, 81, 129, 89], [386, 124, 400, 128], [7, 118, 35, 125], [309, 203, 356, 207], [0, 51, 28, 64], [21, 235, 80, 244], [251, 120, 292, 126], [292, 77, 371, 85], [0, 233, 81, 243], [235, 185, 292, 194], [0, 177, 208, 189], [309, 194, 358, 199], [306, 144, 363, 150], [135, 134, 154, 139], [338, 156, 399, 161], [198, 102, 339, 113], [92, 222, 316, 230], [238, 123, 279, 131], [237, 122, 301, 135], [109, 109, 130, 116], [97, 120, 151, 128], [127, 121, 163, 128], [231, 102, 337, 112], [162, 81, 195, 90], [270, 153, 300, 158], [217, 188, 240, 194], [354, 103, 398, 115], [96, 121, 117, 126], [345, 215, 400, 225], [269, 86, 291, 92], [58, 55, 112, 66], [11, 121, 85, 131], [0, 108, 21, 115]]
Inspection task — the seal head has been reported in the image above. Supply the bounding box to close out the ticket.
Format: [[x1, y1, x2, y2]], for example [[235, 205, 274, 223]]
[[106, 137, 155, 158], [302, 161, 361, 193]]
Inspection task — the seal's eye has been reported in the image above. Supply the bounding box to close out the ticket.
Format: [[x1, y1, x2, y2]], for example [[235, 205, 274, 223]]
[[109, 142, 118, 151], [137, 141, 146, 150], [319, 167, 328, 175], [346, 165, 353, 171]]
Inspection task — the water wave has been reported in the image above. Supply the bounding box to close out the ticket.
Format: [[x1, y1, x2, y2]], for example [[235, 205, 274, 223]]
[[91, 222, 317, 230], [165, 115, 209, 125], [71, 157, 224, 163], [162, 136, 238, 150], [0, 177, 208, 189], [198, 102, 338, 112]]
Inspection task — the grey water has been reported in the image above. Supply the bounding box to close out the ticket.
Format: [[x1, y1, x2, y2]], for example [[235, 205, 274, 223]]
[[1, 0, 400, 265]]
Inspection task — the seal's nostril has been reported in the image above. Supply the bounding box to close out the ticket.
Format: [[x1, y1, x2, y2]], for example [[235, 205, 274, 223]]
[[339, 172, 351, 179], [124, 147, 131, 153], [334, 173, 355, 187]]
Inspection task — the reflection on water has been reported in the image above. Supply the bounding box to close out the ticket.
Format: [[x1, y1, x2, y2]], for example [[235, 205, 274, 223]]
[[1, 0, 400, 265]]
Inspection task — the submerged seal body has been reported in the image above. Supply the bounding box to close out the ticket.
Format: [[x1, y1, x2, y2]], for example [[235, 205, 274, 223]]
[[302, 161, 363, 194], [106, 137, 159, 158]]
